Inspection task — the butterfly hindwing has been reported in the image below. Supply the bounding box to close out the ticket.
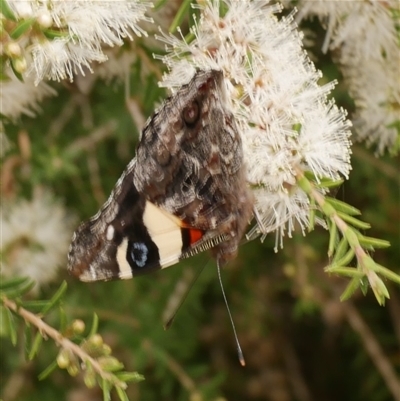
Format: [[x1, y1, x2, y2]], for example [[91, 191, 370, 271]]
[[68, 165, 227, 281]]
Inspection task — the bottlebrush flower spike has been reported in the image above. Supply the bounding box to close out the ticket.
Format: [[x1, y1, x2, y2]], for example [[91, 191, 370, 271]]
[[155, 0, 352, 250], [3, 0, 153, 84]]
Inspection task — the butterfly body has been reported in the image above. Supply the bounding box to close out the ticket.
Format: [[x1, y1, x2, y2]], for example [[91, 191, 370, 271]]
[[68, 70, 253, 282]]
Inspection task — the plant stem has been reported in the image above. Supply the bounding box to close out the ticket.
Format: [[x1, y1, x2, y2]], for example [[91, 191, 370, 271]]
[[1, 295, 126, 389]]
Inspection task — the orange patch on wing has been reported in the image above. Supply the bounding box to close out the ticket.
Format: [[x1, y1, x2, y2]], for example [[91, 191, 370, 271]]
[[188, 228, 204, 245]]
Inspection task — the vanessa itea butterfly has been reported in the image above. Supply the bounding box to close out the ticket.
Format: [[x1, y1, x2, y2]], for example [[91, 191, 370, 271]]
[[68, 70, 253, 281]]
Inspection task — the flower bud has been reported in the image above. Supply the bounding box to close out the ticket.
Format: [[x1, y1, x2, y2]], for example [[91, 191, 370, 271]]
[[67, 363, 80, 377], [101, 344, 112, 356], [5, 42, 21, 57], [14, 57, 27, 73], [84, 370, 97, 388], [37, 11, 53, 28], [57, 349, 71, 369], [71, 319, 85, 335], [89, 333, 103, 347]]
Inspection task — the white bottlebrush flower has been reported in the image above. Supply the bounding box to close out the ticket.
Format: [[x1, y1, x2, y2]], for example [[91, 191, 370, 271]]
[[155, 0, 352, 249], [0, 67, 56, 120], [4, 0, 153, 85], [30, 37, 108, 83], [289, 0, 399, 154], [1, 189, 76, 290]]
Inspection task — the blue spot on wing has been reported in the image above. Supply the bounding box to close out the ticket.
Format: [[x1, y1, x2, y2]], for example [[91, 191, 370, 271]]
[[131, 242, 148, 268]]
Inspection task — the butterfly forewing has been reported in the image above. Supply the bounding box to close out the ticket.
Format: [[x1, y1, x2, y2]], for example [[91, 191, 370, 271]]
[[67, 70, 253, 282]]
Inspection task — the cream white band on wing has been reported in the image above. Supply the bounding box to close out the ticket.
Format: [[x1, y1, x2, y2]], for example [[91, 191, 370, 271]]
[[142, 201, 183, 268], [116, 238, 133, 278]]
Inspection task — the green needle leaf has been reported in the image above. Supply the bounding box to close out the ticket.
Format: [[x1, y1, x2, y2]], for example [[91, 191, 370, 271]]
[[333, 248, 355, 269], [5, 308, 18, 345], [326, 197, 361, 216], [40, 281, 68, 315], [332, 236, 349, 263], [0, 276, 31, 290], [101, 378, 112, 401], [24, 324, 32, 359], [325, 266, 364, 278], [336, 212, 371, 230], [340, 277, 361, 301], [89, 313, 99, 337], [116, 387, 129, 401], [38, 360, 58, 380], [169, 0, 192, 33], [10, 18, 35, 39], [42, 29, 70, 39], [370, 264, 400, 285], [356, 235, 391, 249], [328, 221, 338, 257], [309, 198, 316, 232], [1, 0, 17, 21], [116, 372, 145, 382], [28, 331, 43, 360]]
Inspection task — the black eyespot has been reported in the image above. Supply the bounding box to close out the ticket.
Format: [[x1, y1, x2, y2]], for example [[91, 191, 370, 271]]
[[182, 100, 200, 126]]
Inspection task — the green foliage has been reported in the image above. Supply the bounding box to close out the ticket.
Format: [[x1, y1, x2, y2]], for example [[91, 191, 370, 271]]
[[0, 278, 144, 401], [297, 172, 399, 305]]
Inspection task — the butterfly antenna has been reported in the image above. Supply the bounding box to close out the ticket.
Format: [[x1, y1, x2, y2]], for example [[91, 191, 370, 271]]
[[217, 261, 246, 367]]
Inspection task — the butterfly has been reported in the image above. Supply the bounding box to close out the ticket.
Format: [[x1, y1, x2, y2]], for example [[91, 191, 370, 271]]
[[67, 70, 254, 282]]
